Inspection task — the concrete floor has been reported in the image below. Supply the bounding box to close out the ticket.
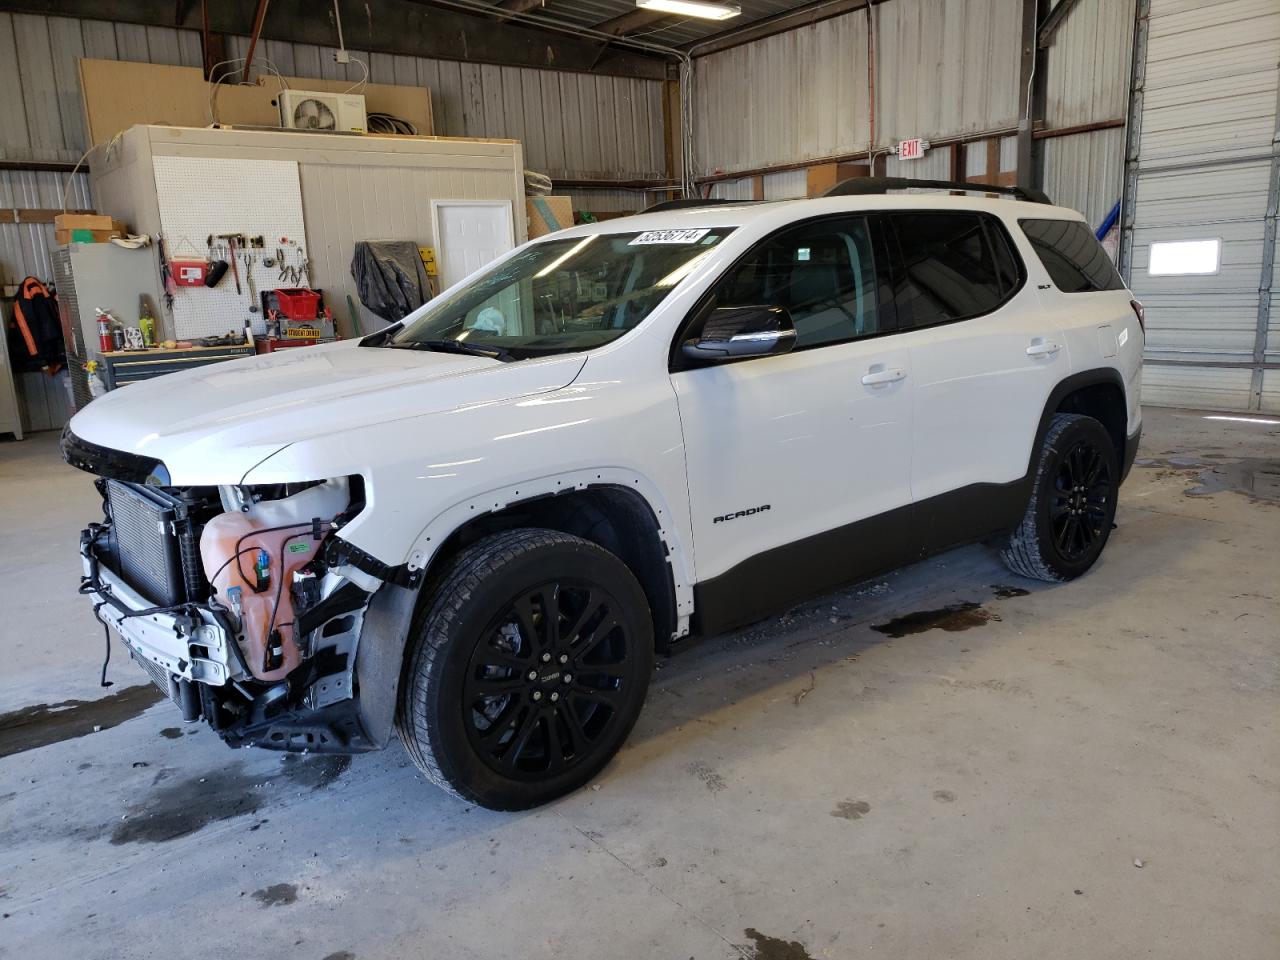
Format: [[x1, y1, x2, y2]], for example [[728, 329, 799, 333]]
[[1, 406, 1277, 960]]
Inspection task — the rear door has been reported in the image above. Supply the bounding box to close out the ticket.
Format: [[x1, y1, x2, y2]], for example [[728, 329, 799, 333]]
[[887, 210, 1063, 514]]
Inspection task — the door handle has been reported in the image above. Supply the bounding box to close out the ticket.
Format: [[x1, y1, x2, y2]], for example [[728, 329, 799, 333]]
[[1026, 340, 1062, 358], [861, 366, 906, 386]]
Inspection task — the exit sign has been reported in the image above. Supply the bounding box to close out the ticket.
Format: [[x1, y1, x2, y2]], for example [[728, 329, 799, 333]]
[[896, 138, 928, 160]]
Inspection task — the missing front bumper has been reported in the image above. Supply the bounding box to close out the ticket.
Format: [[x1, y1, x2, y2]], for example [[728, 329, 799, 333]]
[[83, 551, 239, 688]]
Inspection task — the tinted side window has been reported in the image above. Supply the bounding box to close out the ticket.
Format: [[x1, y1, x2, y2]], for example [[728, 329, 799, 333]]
[[1020, 218, 1124, 293], [702, 216, 881, 349], [889, 212, 1019, 329]]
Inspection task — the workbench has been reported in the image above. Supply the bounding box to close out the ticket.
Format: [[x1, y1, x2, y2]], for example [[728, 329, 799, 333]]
[[99, 344, 254, 390]]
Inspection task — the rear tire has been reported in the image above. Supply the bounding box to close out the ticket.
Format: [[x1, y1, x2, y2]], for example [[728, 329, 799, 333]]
[[396, 528, 653, 810], [1001, 413, 1119, 582]]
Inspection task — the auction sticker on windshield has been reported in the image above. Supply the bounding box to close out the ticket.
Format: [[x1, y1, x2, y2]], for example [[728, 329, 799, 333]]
[[630, 228, 710, 245]]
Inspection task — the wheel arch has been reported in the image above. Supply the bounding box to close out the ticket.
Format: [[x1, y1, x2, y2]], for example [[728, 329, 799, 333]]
[[421, 481, 687, 650], [1030, 367, 1128, 477], [351, 472, 693, 749]]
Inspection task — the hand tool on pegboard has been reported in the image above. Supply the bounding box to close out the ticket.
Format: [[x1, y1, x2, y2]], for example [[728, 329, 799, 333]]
[[243, 249, 258, 311], [216, 233, 246, 294]]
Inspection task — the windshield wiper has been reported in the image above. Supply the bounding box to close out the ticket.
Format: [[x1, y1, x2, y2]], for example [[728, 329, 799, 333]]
[[386, 339, 515, 362]]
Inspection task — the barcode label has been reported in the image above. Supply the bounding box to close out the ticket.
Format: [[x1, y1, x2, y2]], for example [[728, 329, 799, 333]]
[[629, 229, 710, 245]]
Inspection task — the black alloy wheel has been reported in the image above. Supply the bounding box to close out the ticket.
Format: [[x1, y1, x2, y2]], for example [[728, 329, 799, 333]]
[[397, 528, 653, 810], [1049, 437, 1114, 562], [1001, 413, 1121, 582], [463, 581, 633, 779]]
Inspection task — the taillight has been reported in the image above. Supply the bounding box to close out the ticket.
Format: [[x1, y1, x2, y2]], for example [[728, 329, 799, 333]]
[[1129, 299, 1145, 333]]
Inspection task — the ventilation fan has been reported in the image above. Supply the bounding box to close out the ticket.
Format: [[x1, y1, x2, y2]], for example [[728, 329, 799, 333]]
[[293, 97, 335, 130], [277, 90, 367, 134]]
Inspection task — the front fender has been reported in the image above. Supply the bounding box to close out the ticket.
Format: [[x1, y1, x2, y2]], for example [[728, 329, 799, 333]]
[[350, 469, 696, 746], [399, 467, 695, 624]]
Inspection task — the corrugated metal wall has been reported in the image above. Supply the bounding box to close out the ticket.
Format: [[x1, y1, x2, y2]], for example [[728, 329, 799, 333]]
[[1043, 127, 1125, 228], [0, 12, 667, 178], [691, 0, 1023, 179], [1041, 0, 1136, 230], [0, 170, 90, 286], [220, 34, 666, 183], [1125, 0, 1280, 411], [873, 0, 1022, 145], [693, 12, 870, 177], [0, 12, 664, 285], [693, 0, 1134, 229], [1043, 0, 1134, 127]]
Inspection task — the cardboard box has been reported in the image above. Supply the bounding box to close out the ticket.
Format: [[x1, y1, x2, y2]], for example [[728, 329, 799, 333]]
[[54, 213, 126, 245], [527, 196, 574, 238], [805, 162, 871, 197]]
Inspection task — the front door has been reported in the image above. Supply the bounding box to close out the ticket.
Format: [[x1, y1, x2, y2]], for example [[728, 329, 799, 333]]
[[671, 215, 915, 632]]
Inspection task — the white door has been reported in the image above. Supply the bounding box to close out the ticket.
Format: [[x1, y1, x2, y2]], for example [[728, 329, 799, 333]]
[[672, 215, 914, 618], [433, 201, 515, 290], [887, 210, 1066, 500]]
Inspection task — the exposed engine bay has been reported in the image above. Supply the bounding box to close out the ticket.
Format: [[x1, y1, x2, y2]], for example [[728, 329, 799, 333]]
[[78, 470, 391, 752]]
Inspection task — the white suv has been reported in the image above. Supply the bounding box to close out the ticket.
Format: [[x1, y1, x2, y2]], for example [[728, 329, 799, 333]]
[[64, 180, 1144, 809]]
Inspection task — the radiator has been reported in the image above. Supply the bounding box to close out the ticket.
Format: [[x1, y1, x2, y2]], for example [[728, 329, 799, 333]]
[[105, 480, 200, 607]]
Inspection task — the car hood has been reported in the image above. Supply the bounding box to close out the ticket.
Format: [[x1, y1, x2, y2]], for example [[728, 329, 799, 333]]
[[68, 341, 586, 484]]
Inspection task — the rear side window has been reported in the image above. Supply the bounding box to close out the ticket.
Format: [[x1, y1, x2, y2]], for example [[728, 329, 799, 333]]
[[1020, 218, 1124, 293], [889, 212, 1024, 330]]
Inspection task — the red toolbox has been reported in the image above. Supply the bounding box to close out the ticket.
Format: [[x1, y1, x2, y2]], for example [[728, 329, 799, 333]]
[[273, 288, 322, 320]]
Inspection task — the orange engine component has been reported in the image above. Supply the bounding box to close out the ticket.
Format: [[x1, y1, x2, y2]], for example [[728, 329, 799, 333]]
[[198, 480, 348, 682]]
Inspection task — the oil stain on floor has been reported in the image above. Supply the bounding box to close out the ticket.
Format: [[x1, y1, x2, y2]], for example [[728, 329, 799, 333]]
[[743, 928, 815, 960], [992, 584, 1030, 599], [111, 765, 267, 845], [1136, 455, 1280, 503], [831, 799, 871, 820], [0, 685, 164, 759], [1186, 459, 1280, 503], [871, 601, 999, 639], [251, 883, 298, 907], [110, 754, 351, 845]]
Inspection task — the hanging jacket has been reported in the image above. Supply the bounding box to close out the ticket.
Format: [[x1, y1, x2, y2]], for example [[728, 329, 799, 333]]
[[7, 276, 64, 374], [351, 241, 431, 323]]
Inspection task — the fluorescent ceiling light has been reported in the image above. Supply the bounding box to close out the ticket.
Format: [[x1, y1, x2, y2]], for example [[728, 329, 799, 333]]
[[636, 0, 741, 20]]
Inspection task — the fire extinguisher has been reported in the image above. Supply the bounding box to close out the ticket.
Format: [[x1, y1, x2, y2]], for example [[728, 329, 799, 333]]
[[95, 308, 114, 352]]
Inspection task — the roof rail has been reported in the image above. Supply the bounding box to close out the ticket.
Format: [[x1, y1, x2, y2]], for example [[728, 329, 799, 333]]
[[822, 176, 1052, 205], [644, 197, 749, 213]]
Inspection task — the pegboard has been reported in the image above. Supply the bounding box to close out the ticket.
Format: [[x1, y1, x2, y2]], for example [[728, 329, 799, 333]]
[[153, 155, 309, 339]]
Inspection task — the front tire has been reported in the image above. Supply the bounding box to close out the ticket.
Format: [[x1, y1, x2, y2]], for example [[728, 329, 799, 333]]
[[1001, 413, 1120, 582], [396, 529, 654, 810]]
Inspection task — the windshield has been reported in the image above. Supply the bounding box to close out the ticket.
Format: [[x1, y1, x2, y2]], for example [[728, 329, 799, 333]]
[[388, 228, 734, 359]]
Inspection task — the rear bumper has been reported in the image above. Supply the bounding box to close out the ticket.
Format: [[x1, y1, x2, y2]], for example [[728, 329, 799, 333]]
[[1121, 425, 1142, 483]]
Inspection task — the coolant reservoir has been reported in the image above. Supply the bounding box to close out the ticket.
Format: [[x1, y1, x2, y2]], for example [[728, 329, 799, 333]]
[[200, 479, 350, 681]]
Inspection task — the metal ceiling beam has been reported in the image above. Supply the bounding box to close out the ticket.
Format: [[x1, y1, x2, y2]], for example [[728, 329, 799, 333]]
[[1036, 0, 1084, 49], [1015, 0, 1047, 192], [684, 0, 876, 58], [593, 8, 668, 36], [492, 0, 547, 22], [240, 0, 271, 82], [0, 0, 670, 78]]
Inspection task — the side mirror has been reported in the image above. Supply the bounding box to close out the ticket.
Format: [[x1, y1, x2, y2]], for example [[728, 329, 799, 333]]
[[681, 305, 797, 364]]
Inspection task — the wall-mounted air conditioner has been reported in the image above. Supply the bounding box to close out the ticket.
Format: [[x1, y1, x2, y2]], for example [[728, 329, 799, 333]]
[[277, 90, 367, 133]]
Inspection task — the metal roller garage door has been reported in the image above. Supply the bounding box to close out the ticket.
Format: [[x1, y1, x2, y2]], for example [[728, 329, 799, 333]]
[[1120, 0, 1280, 412]]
